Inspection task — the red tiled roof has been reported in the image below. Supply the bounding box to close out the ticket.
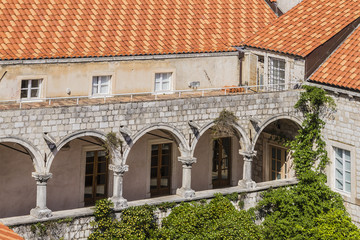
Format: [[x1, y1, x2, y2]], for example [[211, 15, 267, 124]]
[[0, 0, 276, 60], [0, 223, 23, 240], [242, 0, 360, 57], [309, 24, 360, 91]]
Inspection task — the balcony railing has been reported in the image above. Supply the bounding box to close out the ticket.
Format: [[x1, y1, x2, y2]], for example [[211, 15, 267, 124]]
[[0, 82, 302, 110]]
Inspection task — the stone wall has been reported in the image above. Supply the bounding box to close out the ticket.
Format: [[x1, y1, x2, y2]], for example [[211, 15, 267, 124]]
[[8, 181, 289, 240], [0, 90, 301, 170], [323, 94, 360, 224]]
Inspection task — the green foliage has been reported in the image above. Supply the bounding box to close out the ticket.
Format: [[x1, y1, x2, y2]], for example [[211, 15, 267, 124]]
[[89, 199, 157, 240], [156, 194, 262, 240], [225, 192, 239, 202], [257, 86, 359, 239], [103, 131, 124, 161], [306, 208, 360, 239], [212, 109, 238, 138], [257, 181, 345, 239], [289, 85, 335, 180]]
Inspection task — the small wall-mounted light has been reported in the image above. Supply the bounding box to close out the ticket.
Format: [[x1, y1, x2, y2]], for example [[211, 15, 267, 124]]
[[188, 81, 200, 89], [66, 88, 71, 95]]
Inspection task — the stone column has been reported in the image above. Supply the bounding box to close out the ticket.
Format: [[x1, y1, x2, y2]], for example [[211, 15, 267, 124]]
[[30, 172, 52, 219], [109, 164, 129, 210], [176, 157, 197, 198], [238, 151, 257, 189]]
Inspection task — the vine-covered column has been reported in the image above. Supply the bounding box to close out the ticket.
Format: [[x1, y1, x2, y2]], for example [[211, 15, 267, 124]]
[[30, 172, 52, 219], [176, 156, 197, 198], [238, 150, 257, 189], [109, 164, 128, 210]]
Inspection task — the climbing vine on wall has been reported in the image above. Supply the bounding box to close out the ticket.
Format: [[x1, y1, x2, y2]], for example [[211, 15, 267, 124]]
[[212, 109, 238, 139]]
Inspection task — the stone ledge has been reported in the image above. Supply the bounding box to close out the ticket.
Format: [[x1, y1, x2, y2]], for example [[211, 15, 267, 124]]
[[0, 178, 298, 227]]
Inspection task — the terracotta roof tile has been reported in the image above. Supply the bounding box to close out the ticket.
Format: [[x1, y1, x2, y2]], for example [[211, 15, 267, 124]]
[[242, 0, 360, 57], [0, 0, 276, 60], [0, 223, 23, 240], [309, 24, 360, 91]]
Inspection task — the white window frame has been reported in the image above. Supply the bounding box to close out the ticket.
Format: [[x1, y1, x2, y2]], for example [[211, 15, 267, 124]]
[[92, 75, 111, 96], [269, 57, 286, 90], [20, 79, 42, 100], [334, 147, 351, 194], [154, 72, 172, 93]]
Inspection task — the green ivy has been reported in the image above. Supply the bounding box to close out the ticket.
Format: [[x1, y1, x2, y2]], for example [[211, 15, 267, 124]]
[[156, 194, 262, 240], [256, 86, 360, 239]]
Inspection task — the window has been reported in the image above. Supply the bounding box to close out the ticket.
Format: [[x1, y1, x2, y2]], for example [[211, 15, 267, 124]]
[[269, 58, 285, 90], [212, 137, 231, 188], [334, 147, 351, 193], [84, 150, 108, 205], [270, 146, 288, 180], [154, 72, 172, 92], [92, 76, 111, 95], [21, 79, 42, 99], [150, 143, 172, 197]]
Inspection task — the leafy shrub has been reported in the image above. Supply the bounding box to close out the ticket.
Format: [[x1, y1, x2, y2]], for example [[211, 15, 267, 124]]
[[88, 199, 157, 240], [156, 194, 262, 240], [306, 208, 360, 240]]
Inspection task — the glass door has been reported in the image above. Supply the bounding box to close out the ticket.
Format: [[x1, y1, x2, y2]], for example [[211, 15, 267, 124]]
[[84, 150, 108, 205], [150, 143, 172, 197], [212, 137, 231, 188]]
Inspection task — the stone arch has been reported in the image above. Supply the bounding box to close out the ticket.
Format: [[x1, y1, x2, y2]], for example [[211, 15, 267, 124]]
[[122, 123, 188, 164], [251, 114, 302, 152], [190, 121, 251, 156], [46, 129, 107, 172], [0, 136, 43, 172]]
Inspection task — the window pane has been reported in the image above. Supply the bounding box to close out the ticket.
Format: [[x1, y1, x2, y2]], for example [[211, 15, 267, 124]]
[[86, 164, 94, 175], [31, 80, 40, 88], [335, 179, 343, 190], [92, 86, 98, 94], [98, 162, 107, 174], [31, 89, 39, 98], [160, 178, 168, 187], [345, 182, 351, 193], [162, 81, 170, 90], [92, 77, 99, 85], [21, 90, 28, 98], [100, 85, 109, 94], [345, 160, 351, 171], [85, 176, 93, 187], [151, 156, 158, 167], [96, 185, 105, 196], [21, 80, 28, 88], [335, 168, 343, 179], [344, 150, 350, 161], [345, 171, 351, 182], [97, 174, 106, 185], [155, 82, 161, 91]]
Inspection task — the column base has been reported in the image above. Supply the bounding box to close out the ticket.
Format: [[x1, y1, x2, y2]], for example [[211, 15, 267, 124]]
[[110, 197, 128, 210], [238, 179, 256, 189], [30, 207, 52, 219], [176, 187, 195, 199]]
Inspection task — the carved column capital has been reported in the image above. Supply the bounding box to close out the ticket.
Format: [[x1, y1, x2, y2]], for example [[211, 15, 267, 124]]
[[109, 164, 129, 174], [178, 156, 197, 166], [239, 150, 257, 162], [32, 172, 52, 183]]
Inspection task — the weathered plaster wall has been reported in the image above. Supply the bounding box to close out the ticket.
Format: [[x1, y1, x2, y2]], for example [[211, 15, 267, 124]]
[[0, 145, 36, 218], [0, 54, 240, 101], [124, 131, 182, 201], [192, 131, 243, 190], [241, 48, 305, 87]]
